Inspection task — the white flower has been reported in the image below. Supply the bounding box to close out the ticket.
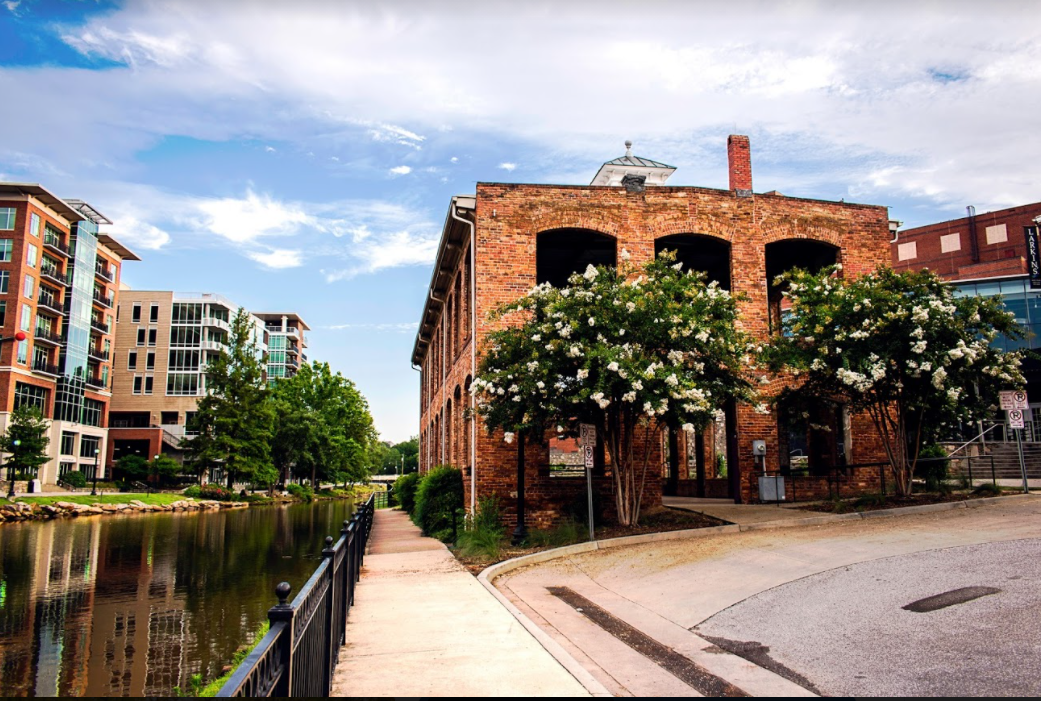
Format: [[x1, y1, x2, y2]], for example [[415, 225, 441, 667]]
[[559, 325, 572, 339], [643, 402, 653, 413], [607, 362, 620, 372], [681, 423, 695, 433], [633, 380, 644, 390], [503, 432, 515, 444], [583, 264, 598, 281], [911, 340, 927, 354], [665, 374, 679, 387], [568, 345, 583, 358], [619, 329, 625, 336], [626, 301, 636, 312], [588, 317, 596, 326], [622, 391, 637, 402], [620, 248, 631, 261], [577, 369, 589, 380], [672, 262, 683, 271], [753, 403, 770, 415], [536, 381, 545, 389], [591, 391, 611, 409], [695, 330, 710, 343], [932, 366, 948, 389], [532, 334, 541, 342]]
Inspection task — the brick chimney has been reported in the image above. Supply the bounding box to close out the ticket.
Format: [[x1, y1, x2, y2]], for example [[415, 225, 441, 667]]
[[727, 135, 752, 193]]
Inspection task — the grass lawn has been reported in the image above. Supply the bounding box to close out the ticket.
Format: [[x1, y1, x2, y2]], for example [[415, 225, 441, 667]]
[[14, 493, 189, 507]]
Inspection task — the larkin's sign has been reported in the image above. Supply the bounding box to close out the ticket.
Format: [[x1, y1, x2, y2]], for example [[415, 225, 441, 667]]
[[1026, 226, 1041, 289]]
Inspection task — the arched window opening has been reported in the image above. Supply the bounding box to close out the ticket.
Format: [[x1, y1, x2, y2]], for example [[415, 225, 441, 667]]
[[463, 377, 472, 470], [654, 234, 732, 290], [776, 396, 847, 476], [444, 398, 453, 468], [536, 228, 616, 288], [764, 239, 840, 334]]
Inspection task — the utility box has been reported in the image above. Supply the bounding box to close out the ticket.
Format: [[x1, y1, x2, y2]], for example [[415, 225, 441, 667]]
[[759, 475, 786, 502]]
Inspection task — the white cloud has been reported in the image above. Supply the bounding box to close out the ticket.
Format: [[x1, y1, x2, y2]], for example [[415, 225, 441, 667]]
[[3, 1, 21, 14], [247, 248, 303, 269], [388, 165, 411, 175], [107, 215, 171, 251], [449, 156, 458, 163], [367, 123, 425, 149], [264, 145, 276, 152], [498, 162, 517, 172], [197, 190, 309, 245]]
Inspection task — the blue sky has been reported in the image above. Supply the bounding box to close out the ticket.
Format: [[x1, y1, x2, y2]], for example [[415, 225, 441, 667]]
[[2, 0, 1040, 442]]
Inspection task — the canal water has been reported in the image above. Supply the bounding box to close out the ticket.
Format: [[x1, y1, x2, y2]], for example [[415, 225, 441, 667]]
[[0, 499, 358, 697]]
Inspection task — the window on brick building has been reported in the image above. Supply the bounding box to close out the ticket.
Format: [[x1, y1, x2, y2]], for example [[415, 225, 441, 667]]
[[765, 239, 839, 335], [536, 228, 616, 288], [655, 234, 732, 290], [776, 398, 849, 476]]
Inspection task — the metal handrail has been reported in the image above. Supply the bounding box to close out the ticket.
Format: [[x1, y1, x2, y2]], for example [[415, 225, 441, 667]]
[[217, 494, 375, 697], [945, 423, 1002, 458]]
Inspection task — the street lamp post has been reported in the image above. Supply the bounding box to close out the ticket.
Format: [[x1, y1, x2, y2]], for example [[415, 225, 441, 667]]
[[150, 453, 160, 494], [91, 447, 100, 496], [5, 439, 22, 499]]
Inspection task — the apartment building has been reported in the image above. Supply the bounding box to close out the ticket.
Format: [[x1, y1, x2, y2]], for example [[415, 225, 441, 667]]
[[0, 183, 138, 485], [107, 291, 268, 467], [254, 312, 309, 383]]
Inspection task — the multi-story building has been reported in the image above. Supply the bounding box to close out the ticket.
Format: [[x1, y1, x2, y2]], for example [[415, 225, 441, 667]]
[[107, 291, 268, 467], [413, 137, 893, 524], [0, 183, 138, 485], [893, 201, 1041, 427], [255, 313, 309, 383]]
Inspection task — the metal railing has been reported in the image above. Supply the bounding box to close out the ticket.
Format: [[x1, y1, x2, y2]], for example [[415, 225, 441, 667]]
[[93, 290, 114, 308], [95, 265, 115, 283], [34, 327, 63, 344], [217, 494, 375, 697], [91, 318, 110, 334], [43, 232, 70, 257]]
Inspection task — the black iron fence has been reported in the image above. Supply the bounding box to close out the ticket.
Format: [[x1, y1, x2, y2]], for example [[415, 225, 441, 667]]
[[216, 494, 376, 697], [760, 455, 998, 503]]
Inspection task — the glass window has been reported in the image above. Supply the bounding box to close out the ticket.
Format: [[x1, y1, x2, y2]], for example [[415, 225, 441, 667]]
[[29, 213, 40, 237], [167, 373, 200, 396], [82, 399, 103, 428], [23, 274, 34, 299], [148, 328, 157, 346], [0, 239, 11, 262], [170, 326, 201, 346], [20, 303, 31, 331], [128, 351, 137, 369], [150, 303, 159, 322], [144, 376, 154, 394], [133, 376, 142, 394], [132, 303, 141, 322], [169, 349, 200, 371], [80, 435, 100, 458], [146, 351, 155, 370], [16, 339, 27, 364], [13, 381, 48, 413], [26, 244, 37, 269], [974, 281, 1002, 297], [0, 271, 8, 294], [0, 208, 14, 230], [172, 303, 202, 324], [137, 328, 145, 346], [0, 301, 6, 326], [60, 432, 77, 455]]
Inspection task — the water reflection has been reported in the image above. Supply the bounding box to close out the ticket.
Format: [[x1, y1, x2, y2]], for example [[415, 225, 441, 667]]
[[0, 500, 356, 697]]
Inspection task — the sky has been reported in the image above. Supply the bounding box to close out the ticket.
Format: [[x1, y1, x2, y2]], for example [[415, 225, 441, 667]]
[[2, 0, 1040, 442]]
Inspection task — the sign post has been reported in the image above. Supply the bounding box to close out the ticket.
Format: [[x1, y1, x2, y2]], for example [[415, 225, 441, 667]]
[[580, 423, 596, 541], [1000, 390, 1031, 494]]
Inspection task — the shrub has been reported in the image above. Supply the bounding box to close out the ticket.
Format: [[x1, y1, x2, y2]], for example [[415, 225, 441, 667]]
[[286, 483, 314, 502], [715, 453, 728, 478], [62, 471, 88, 488], [526, 518, 583, 548], [198, 484, 235, 501], [456, 496, 506, 560], [413, 465, 463, 541], [973, 482, 1002, 497], [918, 444, 950, 491], [183, 485, 202, 498], [393, 472, 420, 514]]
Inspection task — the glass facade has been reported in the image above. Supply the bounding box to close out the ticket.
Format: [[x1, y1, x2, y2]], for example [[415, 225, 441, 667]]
[[55, 218, 98, 424], [14, 382, 49, 413], [953, 276, 1041, 352]]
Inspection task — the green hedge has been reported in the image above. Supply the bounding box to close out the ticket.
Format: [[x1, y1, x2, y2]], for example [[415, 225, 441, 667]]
[[413, 466, 463, 542], [392, 472, 420, 513]]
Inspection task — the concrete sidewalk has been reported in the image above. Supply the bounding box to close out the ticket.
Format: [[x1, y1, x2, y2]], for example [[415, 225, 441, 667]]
[[329, 509, 590, 697], [664, 495, 817, 525]]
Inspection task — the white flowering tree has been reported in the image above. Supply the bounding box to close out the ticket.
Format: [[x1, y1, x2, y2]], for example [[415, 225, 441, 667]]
[[473, 252, 757, 526], [765, 266, 1024, 496]]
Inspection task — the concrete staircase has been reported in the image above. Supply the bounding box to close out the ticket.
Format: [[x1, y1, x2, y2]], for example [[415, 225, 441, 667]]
[[951, 442, 1041, 480]]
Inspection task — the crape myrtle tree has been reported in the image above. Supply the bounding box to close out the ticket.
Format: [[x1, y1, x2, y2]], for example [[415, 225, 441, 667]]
[[270, 361, 377, 489], [764, 265, 1024, 496], [473, 251, 758, 526], [186, 308, 276, 489]]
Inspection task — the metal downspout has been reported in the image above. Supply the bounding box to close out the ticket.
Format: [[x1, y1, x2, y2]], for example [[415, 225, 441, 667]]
[[450, 205, 477, 515]]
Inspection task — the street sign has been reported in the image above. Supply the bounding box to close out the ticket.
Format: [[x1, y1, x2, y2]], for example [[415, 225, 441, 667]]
[[578, 423, 596, 542], [583, 445, 595, 468], [1000, 390, 1029, 411], [580, 423, 596, 447], [1008, 408, 1025, 429]]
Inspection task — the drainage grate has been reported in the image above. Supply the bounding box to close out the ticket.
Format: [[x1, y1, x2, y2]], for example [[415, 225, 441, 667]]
[[902, 586, 1001, 613], [548, 586, 748, 697]]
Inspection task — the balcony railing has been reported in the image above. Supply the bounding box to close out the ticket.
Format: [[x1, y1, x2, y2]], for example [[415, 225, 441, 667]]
[[86, 375, 107, 390], [32, 358, 60, 376], [34, 327, 63, 345], [92, 290, 114, 308], [37, 292, 65, 315], [91, 319, 110, 334], [40, 264, 69, 287], [43, 233, 70, 257], [95, 265, 115, 283], [88, 347, 110, 362]]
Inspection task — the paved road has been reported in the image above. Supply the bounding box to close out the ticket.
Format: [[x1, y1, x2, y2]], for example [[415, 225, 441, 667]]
[[495, 495, 1041, 697]]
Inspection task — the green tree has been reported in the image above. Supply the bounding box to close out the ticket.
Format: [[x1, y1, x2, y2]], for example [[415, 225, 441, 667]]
[[396, 436, 419, 473], [186, 308, 276, 489], [764, 266, 1024, 495], [1, 405, 51, 479], [474, 252, 757, 526], [149, 454, 182, 487], [116, 454, 150, 482], [270, 361, 377, 489]]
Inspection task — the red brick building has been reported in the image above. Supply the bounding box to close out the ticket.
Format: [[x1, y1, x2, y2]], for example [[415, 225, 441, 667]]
[[413, 137, 893, 526]]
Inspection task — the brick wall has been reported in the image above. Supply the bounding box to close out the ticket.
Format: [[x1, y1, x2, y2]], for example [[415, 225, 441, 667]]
[[418, 153, 893, 526]]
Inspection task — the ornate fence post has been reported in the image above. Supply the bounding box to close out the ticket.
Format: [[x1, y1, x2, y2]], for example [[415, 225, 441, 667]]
[[322, 536, 337, 695], [268, 582, 295, 697]]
